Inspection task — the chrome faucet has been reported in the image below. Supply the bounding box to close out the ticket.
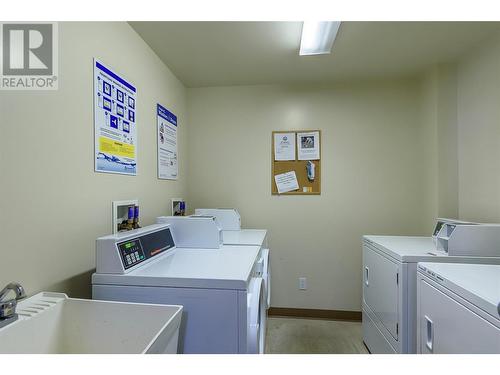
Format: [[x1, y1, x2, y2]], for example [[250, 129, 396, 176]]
[[0, 282, 26, 328]]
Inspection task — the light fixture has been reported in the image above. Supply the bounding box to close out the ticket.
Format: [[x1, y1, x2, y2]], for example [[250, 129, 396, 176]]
[[299, 21, 341, 56]]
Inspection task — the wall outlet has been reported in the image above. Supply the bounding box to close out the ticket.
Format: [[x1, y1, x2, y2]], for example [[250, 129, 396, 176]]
[[299, 277, 307, 290]]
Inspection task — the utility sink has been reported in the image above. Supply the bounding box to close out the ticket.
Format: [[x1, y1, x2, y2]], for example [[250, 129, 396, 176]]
[[0, 292, 182, 354]]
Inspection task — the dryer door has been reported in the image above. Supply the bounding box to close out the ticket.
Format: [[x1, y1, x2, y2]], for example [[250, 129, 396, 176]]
[[247, 277, 265, 354], [363, 242, 400, 341]]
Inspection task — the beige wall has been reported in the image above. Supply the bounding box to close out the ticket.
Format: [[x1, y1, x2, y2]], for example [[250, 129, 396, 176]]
[[187, 82, 433, 311], [0, 22, 187, 298], [419, 64, 459, 225], [456, 32, 500, 222]]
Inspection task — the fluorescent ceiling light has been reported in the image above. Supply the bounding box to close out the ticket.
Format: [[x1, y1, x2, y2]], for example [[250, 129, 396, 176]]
[[299, 21, 341, 56]]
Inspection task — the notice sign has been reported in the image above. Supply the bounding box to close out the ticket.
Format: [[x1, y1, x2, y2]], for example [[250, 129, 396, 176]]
[[94, 59, 137, 175], [157, 104, 178, 180], [297, 131, 320, 160], [274, 132, 296, 161], [274, 171, 299, 194]]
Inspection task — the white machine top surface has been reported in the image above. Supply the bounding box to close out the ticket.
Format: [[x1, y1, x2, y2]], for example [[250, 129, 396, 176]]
[[92, 245, 260, 290], [418, 262, 500, 318], [364, 235, 500, 263], [222, 229, 267, 246]]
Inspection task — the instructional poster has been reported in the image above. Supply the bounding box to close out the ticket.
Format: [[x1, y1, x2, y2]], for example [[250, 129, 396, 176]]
[[157, 103, 178, 180], [94, 59, 137, 175]]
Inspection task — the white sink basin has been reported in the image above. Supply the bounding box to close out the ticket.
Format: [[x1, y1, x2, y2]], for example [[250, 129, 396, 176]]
[[0, 292, 182, 354]]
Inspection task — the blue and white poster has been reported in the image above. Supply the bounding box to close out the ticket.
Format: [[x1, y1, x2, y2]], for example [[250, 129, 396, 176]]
[[94, 59, 137, 175], [157, 104, 178, 180]]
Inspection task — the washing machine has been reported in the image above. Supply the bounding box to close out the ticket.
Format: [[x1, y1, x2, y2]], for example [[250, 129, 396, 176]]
[[158, 215, 271, 308], [92, 223, 266, 354], [362, 222, 500, 354], [416, 262, 500, 353]]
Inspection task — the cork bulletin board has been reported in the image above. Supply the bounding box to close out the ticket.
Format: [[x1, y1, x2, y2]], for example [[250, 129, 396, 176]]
[[271, 130, 321, 195]]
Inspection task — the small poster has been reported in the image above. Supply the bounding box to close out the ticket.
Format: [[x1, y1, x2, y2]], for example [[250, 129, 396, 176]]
[[274, 171, 299, 194], [157, 104, 178, 180], [94, 59, 137, 175], [274, 132, 296, 161], [297, 131, 320, 160]]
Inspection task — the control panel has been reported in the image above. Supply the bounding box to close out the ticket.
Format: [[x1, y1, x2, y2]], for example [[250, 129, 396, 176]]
[[96, 224, 177, 274], [118, 239, 146, 269]]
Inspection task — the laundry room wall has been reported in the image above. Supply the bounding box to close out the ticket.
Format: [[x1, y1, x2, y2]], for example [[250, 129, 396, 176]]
[[0, 22, 188, 298], [455, 31, 500, 222], [419, 64, 459, 226], [186, 81, 433, 311]]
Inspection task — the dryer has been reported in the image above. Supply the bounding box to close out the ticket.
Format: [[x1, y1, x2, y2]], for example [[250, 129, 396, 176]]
[[362, 225, 500, 354], [92, 224, 266, 354], [416, 262, 500, 354]]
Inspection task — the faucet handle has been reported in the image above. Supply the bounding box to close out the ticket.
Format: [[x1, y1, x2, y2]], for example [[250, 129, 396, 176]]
[[0, 300, 18, 319], [0, 282, 26, 302]]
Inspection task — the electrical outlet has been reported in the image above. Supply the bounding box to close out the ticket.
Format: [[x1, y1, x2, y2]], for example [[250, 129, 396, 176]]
[[299, 277, 307, 290]]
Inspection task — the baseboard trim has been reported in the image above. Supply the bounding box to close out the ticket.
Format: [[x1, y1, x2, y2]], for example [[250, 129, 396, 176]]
[[268, 307, 362, 322]]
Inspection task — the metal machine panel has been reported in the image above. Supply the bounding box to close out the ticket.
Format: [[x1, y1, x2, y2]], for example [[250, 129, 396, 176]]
[[156, 216, 222, 248], [417, 279, 500, 354], [362, 304, 397, 354], [195, 208, 241, 230], [96, 224, 175, 274], [92, 284, 240, 354], [363, 242, 400, 341]]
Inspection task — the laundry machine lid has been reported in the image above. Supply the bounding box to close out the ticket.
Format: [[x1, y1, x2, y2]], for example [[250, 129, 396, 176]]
[[92, 245, 261, 290], [418, 262, 500, 318]]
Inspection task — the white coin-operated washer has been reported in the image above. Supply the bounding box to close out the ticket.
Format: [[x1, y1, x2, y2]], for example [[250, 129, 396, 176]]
[[156, 215, 270, 352], [92, 223, 266, 354], [193, 208, 271, 309]]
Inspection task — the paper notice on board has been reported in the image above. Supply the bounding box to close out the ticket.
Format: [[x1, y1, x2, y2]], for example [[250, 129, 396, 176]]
[[297, 131, 320, 160], [274, 132, 296, 161], [274, 171, 299, 194]]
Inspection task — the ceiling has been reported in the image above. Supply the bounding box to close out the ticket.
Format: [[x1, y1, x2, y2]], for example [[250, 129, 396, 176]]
[[129, 21, 500, 87]]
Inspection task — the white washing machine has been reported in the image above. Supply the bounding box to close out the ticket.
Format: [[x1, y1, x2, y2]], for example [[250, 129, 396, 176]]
[[362, 233, 500, 354], [92, 224, 266, 354], [416, 262, 500, 353]]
